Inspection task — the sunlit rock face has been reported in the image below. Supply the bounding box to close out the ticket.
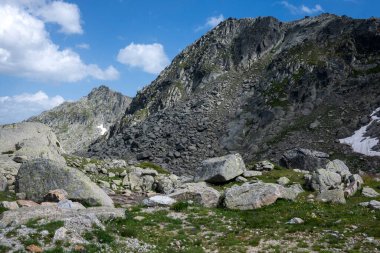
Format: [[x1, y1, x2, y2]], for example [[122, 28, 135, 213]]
[[28, 85, 131, 153]]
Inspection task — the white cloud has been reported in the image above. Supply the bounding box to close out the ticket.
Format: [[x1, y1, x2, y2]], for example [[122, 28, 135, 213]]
[[0, 2, 119, 82], [281, 1, 324, 15], [37, 1, 82, 34], [195, 14, 225, 32], [0, 91, 64, 124], [76, 43, 90, 49], [117, 43, 170, 74]]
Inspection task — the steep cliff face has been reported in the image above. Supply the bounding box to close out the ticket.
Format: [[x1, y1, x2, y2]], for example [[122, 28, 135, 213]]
[[88, 14, 380, 175], [28, 86, 132, 153]]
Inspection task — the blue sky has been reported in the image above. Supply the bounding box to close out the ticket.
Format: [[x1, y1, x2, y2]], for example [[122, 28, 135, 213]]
[[0, 0, 379, 124]]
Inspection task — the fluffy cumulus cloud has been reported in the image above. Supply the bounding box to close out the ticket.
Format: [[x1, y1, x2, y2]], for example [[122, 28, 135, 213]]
[[117, 43, 170, 74], [0, 91, 64, 124], [0, 1, 119, 82], [37, 1, 83, 34], [196, 14, 225, 32], [281, 1, 324, 15]]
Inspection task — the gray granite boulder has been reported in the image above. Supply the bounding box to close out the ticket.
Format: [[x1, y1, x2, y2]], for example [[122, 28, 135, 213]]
[[16, 159, 114, 207], [223, 182, 302, 210], [169, 182, 221, 208], [280, 148, 329, 172], [194, 154, 245, 183]]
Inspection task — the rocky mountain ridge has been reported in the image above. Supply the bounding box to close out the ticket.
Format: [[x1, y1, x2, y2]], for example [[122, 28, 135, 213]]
[[28, 85, 132, 153], [87, 14, 380, 175]]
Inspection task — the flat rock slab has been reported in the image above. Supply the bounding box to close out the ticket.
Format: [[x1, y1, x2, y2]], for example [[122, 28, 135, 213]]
[[0, 206, 125, 228], [224, 183, 293, 210], [194, 153, 246, 183]]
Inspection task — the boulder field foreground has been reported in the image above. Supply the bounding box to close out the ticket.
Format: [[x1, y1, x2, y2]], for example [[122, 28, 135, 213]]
[[1, 13, 380, 253]]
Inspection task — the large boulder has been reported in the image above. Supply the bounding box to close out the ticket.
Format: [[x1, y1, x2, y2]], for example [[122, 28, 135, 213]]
[[168, 182, 221, 208], [122, 167, 158, 192], [194, 154, 245, 183], [154, 174, 181, 194], [16, 159, 114, 207], [280, 148, 329, 172], [0, 122, 65, 164], [316, 189, 346, 204], [223, 182, 302, 210], [307, 168, 342, 192]]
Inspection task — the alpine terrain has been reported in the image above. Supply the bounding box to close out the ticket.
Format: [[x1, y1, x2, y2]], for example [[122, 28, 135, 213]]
[[1, 13, 380, 253]]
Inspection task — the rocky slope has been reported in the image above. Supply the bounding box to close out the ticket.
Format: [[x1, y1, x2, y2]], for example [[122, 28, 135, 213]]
[[28, 86, 132, 153], [86, 14, 380, 175]]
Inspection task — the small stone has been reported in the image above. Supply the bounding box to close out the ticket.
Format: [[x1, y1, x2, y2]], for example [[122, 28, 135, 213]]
[[101, 168, 108, 174], [243, 171, 262, 177], [143, 195, 176, 207], [112, 179, 122, 186], [368, 200, 380, 210], [286, 217, 304, 224], [108, 172, 116, 178], [236, 176, 248, 182], [74, 245, 85, 252], [277, 177, 290, 186], [53, 227, 68, 242], [26, 244, 43, 253], [362, 187, 380, 198], [255, 160, 274, 171], [134, 216, 145, 221]]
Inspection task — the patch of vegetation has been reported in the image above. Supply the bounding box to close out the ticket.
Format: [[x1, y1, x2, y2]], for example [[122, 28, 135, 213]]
[[25, 220, 64, 242], [1, 150, 14, 155], [136, 162, 170, 174], [84, 228, 115, 244], [351, 64, 380, 77], [262, 78, 290, 108], [0, 245, 10, 253], [0, 191, 17, 202], [134, 108, 149, 121], [256, 166, 305, 185], [170, 201, 189, 212]]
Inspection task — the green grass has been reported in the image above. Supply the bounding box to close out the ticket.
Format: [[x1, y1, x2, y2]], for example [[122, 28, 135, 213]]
[[255, 167, 305, 185], [0, 191, 17, 202], [136, 161, 170, 174], [170, 201, 189, 212]]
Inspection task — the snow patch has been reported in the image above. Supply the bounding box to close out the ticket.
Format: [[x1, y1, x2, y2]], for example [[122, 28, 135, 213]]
[[96, 124, 107, 135], [339, 107, 380, 157]]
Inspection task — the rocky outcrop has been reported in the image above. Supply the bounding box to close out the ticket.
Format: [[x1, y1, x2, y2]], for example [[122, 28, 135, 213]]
[[0, 122, 66, 193], [0, 122, 65, 164], [193, 154, 245, 183], [223, 182, 302, 210], [28, 86, 132, 153], [87, 14, 380, 175], [16, 159, 114, 207]]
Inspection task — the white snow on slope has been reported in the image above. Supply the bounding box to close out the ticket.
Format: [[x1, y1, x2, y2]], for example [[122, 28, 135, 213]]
[[339, 107, 380, 157], [97, 124, 107, 135]]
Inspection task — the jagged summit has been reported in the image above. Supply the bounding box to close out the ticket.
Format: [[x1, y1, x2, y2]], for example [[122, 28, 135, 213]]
[[28, 85, 132, 153]]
